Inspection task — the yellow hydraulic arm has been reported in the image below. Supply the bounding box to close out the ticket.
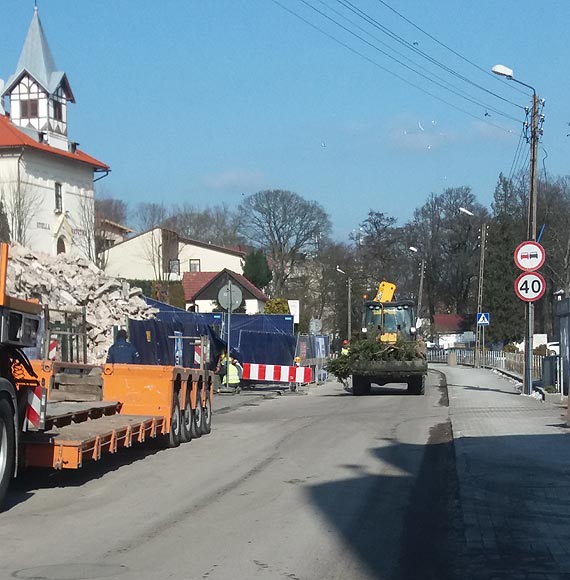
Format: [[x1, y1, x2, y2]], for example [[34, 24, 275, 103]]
[[373, 281, 396, 303]]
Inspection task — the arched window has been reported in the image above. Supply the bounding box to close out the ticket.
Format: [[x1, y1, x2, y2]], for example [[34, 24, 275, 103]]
[[57, 237, 66, 254]]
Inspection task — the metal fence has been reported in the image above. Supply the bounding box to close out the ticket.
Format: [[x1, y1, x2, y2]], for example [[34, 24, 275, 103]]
[[427, 348, 543, 380]]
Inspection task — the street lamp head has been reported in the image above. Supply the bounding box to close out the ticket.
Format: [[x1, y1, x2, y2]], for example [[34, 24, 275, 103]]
[[459, 207, 474, 217], [336, 265, 346, 275], [409, 246, 418, 253], [492, 64, 514, 79]]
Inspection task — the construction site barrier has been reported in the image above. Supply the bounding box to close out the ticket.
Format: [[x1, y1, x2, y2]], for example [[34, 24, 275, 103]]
[[242, 363, 313, 384]]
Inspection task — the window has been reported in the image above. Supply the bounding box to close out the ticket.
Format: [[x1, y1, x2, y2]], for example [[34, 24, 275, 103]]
[[169, 259, 180, 275], [53, 100, 62, 121], [189, 259, 201, 272], [20, 99, 38, 119], [56, 237, 66, 254], [54, 183, 62, 213]]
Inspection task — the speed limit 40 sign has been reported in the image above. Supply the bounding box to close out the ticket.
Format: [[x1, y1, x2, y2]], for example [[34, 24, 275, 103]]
[[514, 271, 546, 302]]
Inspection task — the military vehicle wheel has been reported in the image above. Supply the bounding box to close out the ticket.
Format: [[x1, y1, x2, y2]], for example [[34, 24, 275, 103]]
[[0, 398, 16, 509], [407, 375, 425, 395], [352, 375, 371, 396]]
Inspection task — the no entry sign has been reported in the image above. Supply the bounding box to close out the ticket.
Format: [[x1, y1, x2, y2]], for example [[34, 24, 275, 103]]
[[514, 271, 546, 302], [514, 241, 545, 272]]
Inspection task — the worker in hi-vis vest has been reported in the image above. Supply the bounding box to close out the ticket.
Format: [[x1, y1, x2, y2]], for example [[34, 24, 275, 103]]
[[216, 349, 242, 391]]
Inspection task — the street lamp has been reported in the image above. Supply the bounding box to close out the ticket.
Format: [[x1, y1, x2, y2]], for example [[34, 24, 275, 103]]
[[336, 266, 352, 341], [459, 207, 474, 217], [492, 64, 540, 395], [409, 247, 425, 323], [460, 207, 487, 367]]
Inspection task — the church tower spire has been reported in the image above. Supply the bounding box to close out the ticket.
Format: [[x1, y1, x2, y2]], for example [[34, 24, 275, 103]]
[[1, 6, 75, 151]]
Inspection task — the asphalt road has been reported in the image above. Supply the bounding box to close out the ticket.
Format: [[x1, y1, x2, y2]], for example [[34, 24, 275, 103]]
[[1, 371, 458, 580]]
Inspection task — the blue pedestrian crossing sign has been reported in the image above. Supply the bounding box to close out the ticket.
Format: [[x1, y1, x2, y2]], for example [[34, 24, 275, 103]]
[[477, 312, 490, 326]]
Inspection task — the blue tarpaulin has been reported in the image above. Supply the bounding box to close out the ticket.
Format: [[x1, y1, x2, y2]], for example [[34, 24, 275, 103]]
[[138, 297, 296, 367], [129, 299, 226, 367], [237, 330, 296, 366]]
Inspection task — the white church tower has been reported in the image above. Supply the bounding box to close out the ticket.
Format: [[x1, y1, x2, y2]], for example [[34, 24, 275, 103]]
[[0, 7, 109, 257]]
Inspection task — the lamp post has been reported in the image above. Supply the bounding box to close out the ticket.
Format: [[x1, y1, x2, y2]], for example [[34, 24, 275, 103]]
[[409, 247, 425, 322], [336, 266, 352, 340], [459, 207, 487, 367], [492, 64, 540, 395]]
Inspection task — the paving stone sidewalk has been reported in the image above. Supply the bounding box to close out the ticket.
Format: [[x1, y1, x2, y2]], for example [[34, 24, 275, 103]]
[[443, 365, 570, 580]]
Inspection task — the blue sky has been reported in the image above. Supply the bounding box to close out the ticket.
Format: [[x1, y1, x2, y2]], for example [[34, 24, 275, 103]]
[[1, 1, 568, 239]]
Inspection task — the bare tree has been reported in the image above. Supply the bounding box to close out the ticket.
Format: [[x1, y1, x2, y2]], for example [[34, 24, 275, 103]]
[[72, 193, 97, 264], [133, 202, 177, 283], [95, 196, 128, 226], [238, 190, 331, 296], [1, 176, 42, 246], [166, 202, 245, 248]]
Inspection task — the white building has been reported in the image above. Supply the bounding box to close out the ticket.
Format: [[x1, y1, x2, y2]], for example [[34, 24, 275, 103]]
[[0, 8, 108, 256], [103, 227, 245, 281]]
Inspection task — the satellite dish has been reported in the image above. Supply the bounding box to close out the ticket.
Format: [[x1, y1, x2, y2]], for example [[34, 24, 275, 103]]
[[217, 283, 243, 312]]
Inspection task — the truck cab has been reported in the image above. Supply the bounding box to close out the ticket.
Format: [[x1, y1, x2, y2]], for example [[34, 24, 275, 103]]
[[362, 299, 417, 344]]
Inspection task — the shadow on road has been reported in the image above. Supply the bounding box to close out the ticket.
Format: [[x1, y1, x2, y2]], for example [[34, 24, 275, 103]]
[[4, 440, 166, 511], [306, 425, 570, 579]]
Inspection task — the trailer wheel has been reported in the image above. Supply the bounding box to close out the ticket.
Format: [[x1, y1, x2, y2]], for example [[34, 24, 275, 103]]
[[352, 375, 371, 396], [191, 388, 204, 439], [168, 399, 181, 448], [407, 376, 425, 395], [200, 389, 212, 435], [180, 397, 193, 443], [0, 398, 16, 509]]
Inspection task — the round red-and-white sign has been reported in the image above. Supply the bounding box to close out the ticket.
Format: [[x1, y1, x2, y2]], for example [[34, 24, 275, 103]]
[[514, 241, 545, 271], [514, 271, 546, 302]]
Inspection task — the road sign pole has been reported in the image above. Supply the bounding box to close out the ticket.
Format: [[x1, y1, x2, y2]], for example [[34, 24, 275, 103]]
[[223, 280, 232, 385], [482, 325, 485, 367]]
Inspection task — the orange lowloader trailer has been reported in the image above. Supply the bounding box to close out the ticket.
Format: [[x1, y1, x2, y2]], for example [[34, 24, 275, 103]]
[[0, 243, 214, 509]]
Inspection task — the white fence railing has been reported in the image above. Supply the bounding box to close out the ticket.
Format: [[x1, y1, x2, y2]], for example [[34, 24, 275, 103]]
[[427, 348, 543, 380]]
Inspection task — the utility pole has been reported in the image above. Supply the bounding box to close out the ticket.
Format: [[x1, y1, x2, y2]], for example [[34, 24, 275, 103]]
[[417, 258, 425, 321], [474, 223, 487, 367], [524, 92, 540, 394], [491, 64, 541, 396], [336, 266, 352, 340], [347, 276, 352, 340]]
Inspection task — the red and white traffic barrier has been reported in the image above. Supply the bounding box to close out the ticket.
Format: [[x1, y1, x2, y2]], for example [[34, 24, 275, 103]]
[[25, 385, 46, 431], [48, 336, 58, 360], [194, 345, 202, 368], [242, 363, 313, 384]]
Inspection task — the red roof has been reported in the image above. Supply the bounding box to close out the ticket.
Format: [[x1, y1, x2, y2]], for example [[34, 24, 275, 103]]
[[182, 270, 268, 302], [181, 272, 218, 301], [0, 114, 109, 170]]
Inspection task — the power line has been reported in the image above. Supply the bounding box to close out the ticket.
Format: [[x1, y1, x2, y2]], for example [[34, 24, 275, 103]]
[[508, 126, 526, 182], [270, 0, 515, 133], [336, 0, 524, 111], [297, 0, 522, 123], [373, 0, 529, 97], [315, 0, 521, 121]]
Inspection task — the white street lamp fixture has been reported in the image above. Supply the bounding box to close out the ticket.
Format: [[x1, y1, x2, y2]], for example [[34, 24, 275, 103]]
[[459, 207, 474, 216], [336, 266, 346, 275], [409, 246, 418, 253], [491, 64, 514, 79]]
